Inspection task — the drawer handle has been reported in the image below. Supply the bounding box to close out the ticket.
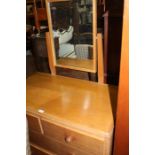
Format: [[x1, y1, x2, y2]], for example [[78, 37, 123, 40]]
[[65, 135, 73, 143]]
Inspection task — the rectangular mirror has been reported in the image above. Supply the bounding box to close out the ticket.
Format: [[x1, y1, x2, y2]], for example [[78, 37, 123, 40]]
[[46, 0, 97, 73]]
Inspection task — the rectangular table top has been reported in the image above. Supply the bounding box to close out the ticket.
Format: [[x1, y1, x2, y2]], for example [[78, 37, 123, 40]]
[[26, 72, 117, 138]]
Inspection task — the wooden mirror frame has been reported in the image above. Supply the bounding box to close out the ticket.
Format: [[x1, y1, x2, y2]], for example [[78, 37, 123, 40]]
[[45, 0, 97, 73]]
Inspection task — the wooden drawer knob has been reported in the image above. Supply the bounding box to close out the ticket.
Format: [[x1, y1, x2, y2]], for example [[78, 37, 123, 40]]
[[65, 135, 73, 143]]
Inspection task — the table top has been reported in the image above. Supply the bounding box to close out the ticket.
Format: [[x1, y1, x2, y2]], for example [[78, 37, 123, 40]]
[[26, 72, 117, 138]]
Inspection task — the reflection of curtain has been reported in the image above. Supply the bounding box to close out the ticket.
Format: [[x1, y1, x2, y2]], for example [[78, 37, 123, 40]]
[[75, 44, 89, 59], [75, 44, 92, 59]]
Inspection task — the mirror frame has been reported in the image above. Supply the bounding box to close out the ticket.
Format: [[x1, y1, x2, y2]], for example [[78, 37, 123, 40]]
[[45, 0, 97, 73]]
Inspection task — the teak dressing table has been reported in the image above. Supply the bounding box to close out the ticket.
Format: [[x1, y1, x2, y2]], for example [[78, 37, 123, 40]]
[[27, 0, 118, 155]]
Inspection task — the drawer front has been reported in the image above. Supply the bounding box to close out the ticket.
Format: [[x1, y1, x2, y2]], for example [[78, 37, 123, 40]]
[[29, 130, 91, 155], [27, 114, 42, 133], [30, 145, 52, 155], [41, 119, 104, 155]]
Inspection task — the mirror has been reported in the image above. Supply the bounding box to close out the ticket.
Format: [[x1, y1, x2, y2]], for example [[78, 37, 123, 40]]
[[46, 0, 97, 73]]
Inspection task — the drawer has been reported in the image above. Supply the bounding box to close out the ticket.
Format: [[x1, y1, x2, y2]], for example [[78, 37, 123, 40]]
[[27, 114, 43, 133], [30, 145, 53, 155], [41, 119, 105, 155], [29, 130, 91, 155]]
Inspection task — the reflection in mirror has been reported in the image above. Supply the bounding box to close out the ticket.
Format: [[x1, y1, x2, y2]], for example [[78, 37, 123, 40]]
[[50, 0, 93, 60]]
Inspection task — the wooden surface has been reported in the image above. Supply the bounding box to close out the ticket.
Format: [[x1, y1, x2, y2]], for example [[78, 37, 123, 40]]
[[41, 119, 104, 155], [113, 0, 129, 154], [27, 72, 118, 155], [31, 143, 56, 155], [56, 58, 95, 73], [33, 0, 47, 32], [46, 32, 56, 75], [30, 131, 91, 155], [26, 72, 117, 137], [97, 33, 104, 83], [92, 0, 97, 72], [27, 114, 42, 133], [45, 0, 57, 67], [33, 0, 39, 31]]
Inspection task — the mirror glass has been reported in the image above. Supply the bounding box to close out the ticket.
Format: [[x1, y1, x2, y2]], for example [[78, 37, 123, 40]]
[[47, 0, 96, 72]]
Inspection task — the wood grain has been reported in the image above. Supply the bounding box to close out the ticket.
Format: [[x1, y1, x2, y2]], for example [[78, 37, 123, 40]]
[[30, 144, 56, 155], [41, 119, 105, 155], [45, 0, 57, 66], [26, 72, 117, 137], [29, 130, 91, 155], [113, 0, 129, 154], [33, 0, 40, 31], [27, 114, 42, 134], [56, 58, 95, 73], [37, 8, 47, 21], [97, 33, 104, 84], [45, 32, 56, 75], [93, 0, 97, 72]]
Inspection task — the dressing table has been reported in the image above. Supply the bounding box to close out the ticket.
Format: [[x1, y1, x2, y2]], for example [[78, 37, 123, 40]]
[[27, 1, 117, 155]]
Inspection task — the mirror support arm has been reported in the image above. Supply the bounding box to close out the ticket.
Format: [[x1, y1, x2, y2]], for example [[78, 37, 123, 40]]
[[97, 33, 104, 84], [46, 32, 56, 75]]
